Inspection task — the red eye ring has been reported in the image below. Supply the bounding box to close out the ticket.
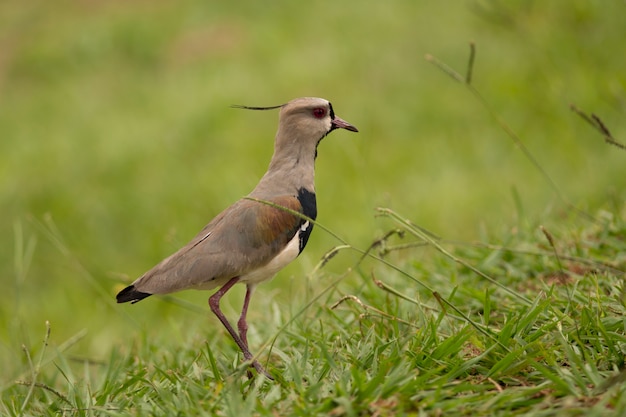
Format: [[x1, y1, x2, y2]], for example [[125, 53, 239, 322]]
[[312, 107, 326, 118]]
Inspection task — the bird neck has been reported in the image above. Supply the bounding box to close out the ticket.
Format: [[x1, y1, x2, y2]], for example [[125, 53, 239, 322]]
[[250, 142, 317, 197]]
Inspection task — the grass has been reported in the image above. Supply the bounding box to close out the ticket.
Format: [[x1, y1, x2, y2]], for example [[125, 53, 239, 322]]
[[2, 0, 626, 415], [4, 206, 626, 416]]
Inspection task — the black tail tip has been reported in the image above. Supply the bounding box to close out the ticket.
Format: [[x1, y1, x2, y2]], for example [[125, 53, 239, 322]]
[[116, 285, 152, 304]]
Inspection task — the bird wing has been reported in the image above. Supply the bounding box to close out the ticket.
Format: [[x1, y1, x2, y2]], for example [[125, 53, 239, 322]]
[[131, 195, 306, 294]]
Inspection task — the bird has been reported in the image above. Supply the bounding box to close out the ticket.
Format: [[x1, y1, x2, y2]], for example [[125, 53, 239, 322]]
[[116, 97, 358, 379]]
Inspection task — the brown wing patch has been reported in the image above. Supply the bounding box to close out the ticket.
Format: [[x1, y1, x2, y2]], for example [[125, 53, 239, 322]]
[[252, 196, 303, 247]]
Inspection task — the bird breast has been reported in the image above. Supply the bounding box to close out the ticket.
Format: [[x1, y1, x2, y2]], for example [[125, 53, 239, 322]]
[[238, 222, 307, 284]]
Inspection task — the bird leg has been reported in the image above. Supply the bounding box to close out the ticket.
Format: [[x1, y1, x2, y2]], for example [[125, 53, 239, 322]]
[[237, 284, 256, 349], [208, 278, 273, 379]]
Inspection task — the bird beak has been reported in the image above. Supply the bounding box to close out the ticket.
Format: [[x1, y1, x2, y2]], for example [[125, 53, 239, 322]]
[[331, 116, 359, 132]]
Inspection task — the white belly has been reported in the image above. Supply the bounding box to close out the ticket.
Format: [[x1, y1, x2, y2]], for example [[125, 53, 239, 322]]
[[239, 225, 304, 285]]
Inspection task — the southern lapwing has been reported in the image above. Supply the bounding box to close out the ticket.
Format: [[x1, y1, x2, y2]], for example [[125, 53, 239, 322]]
[[116, 97, 358, 379]]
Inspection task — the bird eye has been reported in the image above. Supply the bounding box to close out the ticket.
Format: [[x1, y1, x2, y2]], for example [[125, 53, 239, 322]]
[[312, 108, 326, 118]]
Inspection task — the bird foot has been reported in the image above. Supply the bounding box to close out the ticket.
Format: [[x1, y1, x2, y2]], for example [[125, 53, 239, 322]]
[[249, 359, 274, 380]]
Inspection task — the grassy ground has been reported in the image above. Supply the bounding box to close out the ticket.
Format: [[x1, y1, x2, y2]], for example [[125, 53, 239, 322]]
[[2, 1, 626, 415]]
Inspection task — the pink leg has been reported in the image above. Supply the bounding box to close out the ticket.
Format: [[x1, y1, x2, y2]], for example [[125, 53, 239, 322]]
[[237, 284, 256, 349], [208, 278, 272, 379]]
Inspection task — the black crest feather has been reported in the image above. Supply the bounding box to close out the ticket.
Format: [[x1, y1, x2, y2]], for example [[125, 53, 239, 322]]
[[231, 103, 285, 111]]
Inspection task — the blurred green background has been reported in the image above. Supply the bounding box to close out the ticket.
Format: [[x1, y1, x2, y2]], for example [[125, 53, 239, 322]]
[[1, 0, 624, 380]]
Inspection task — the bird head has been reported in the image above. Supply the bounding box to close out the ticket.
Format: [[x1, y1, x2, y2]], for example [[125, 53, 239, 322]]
[[233, 97, 357, 160]]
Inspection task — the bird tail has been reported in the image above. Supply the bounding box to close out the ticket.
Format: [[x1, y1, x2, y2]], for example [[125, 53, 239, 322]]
[[116, 285, 152, 304]]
